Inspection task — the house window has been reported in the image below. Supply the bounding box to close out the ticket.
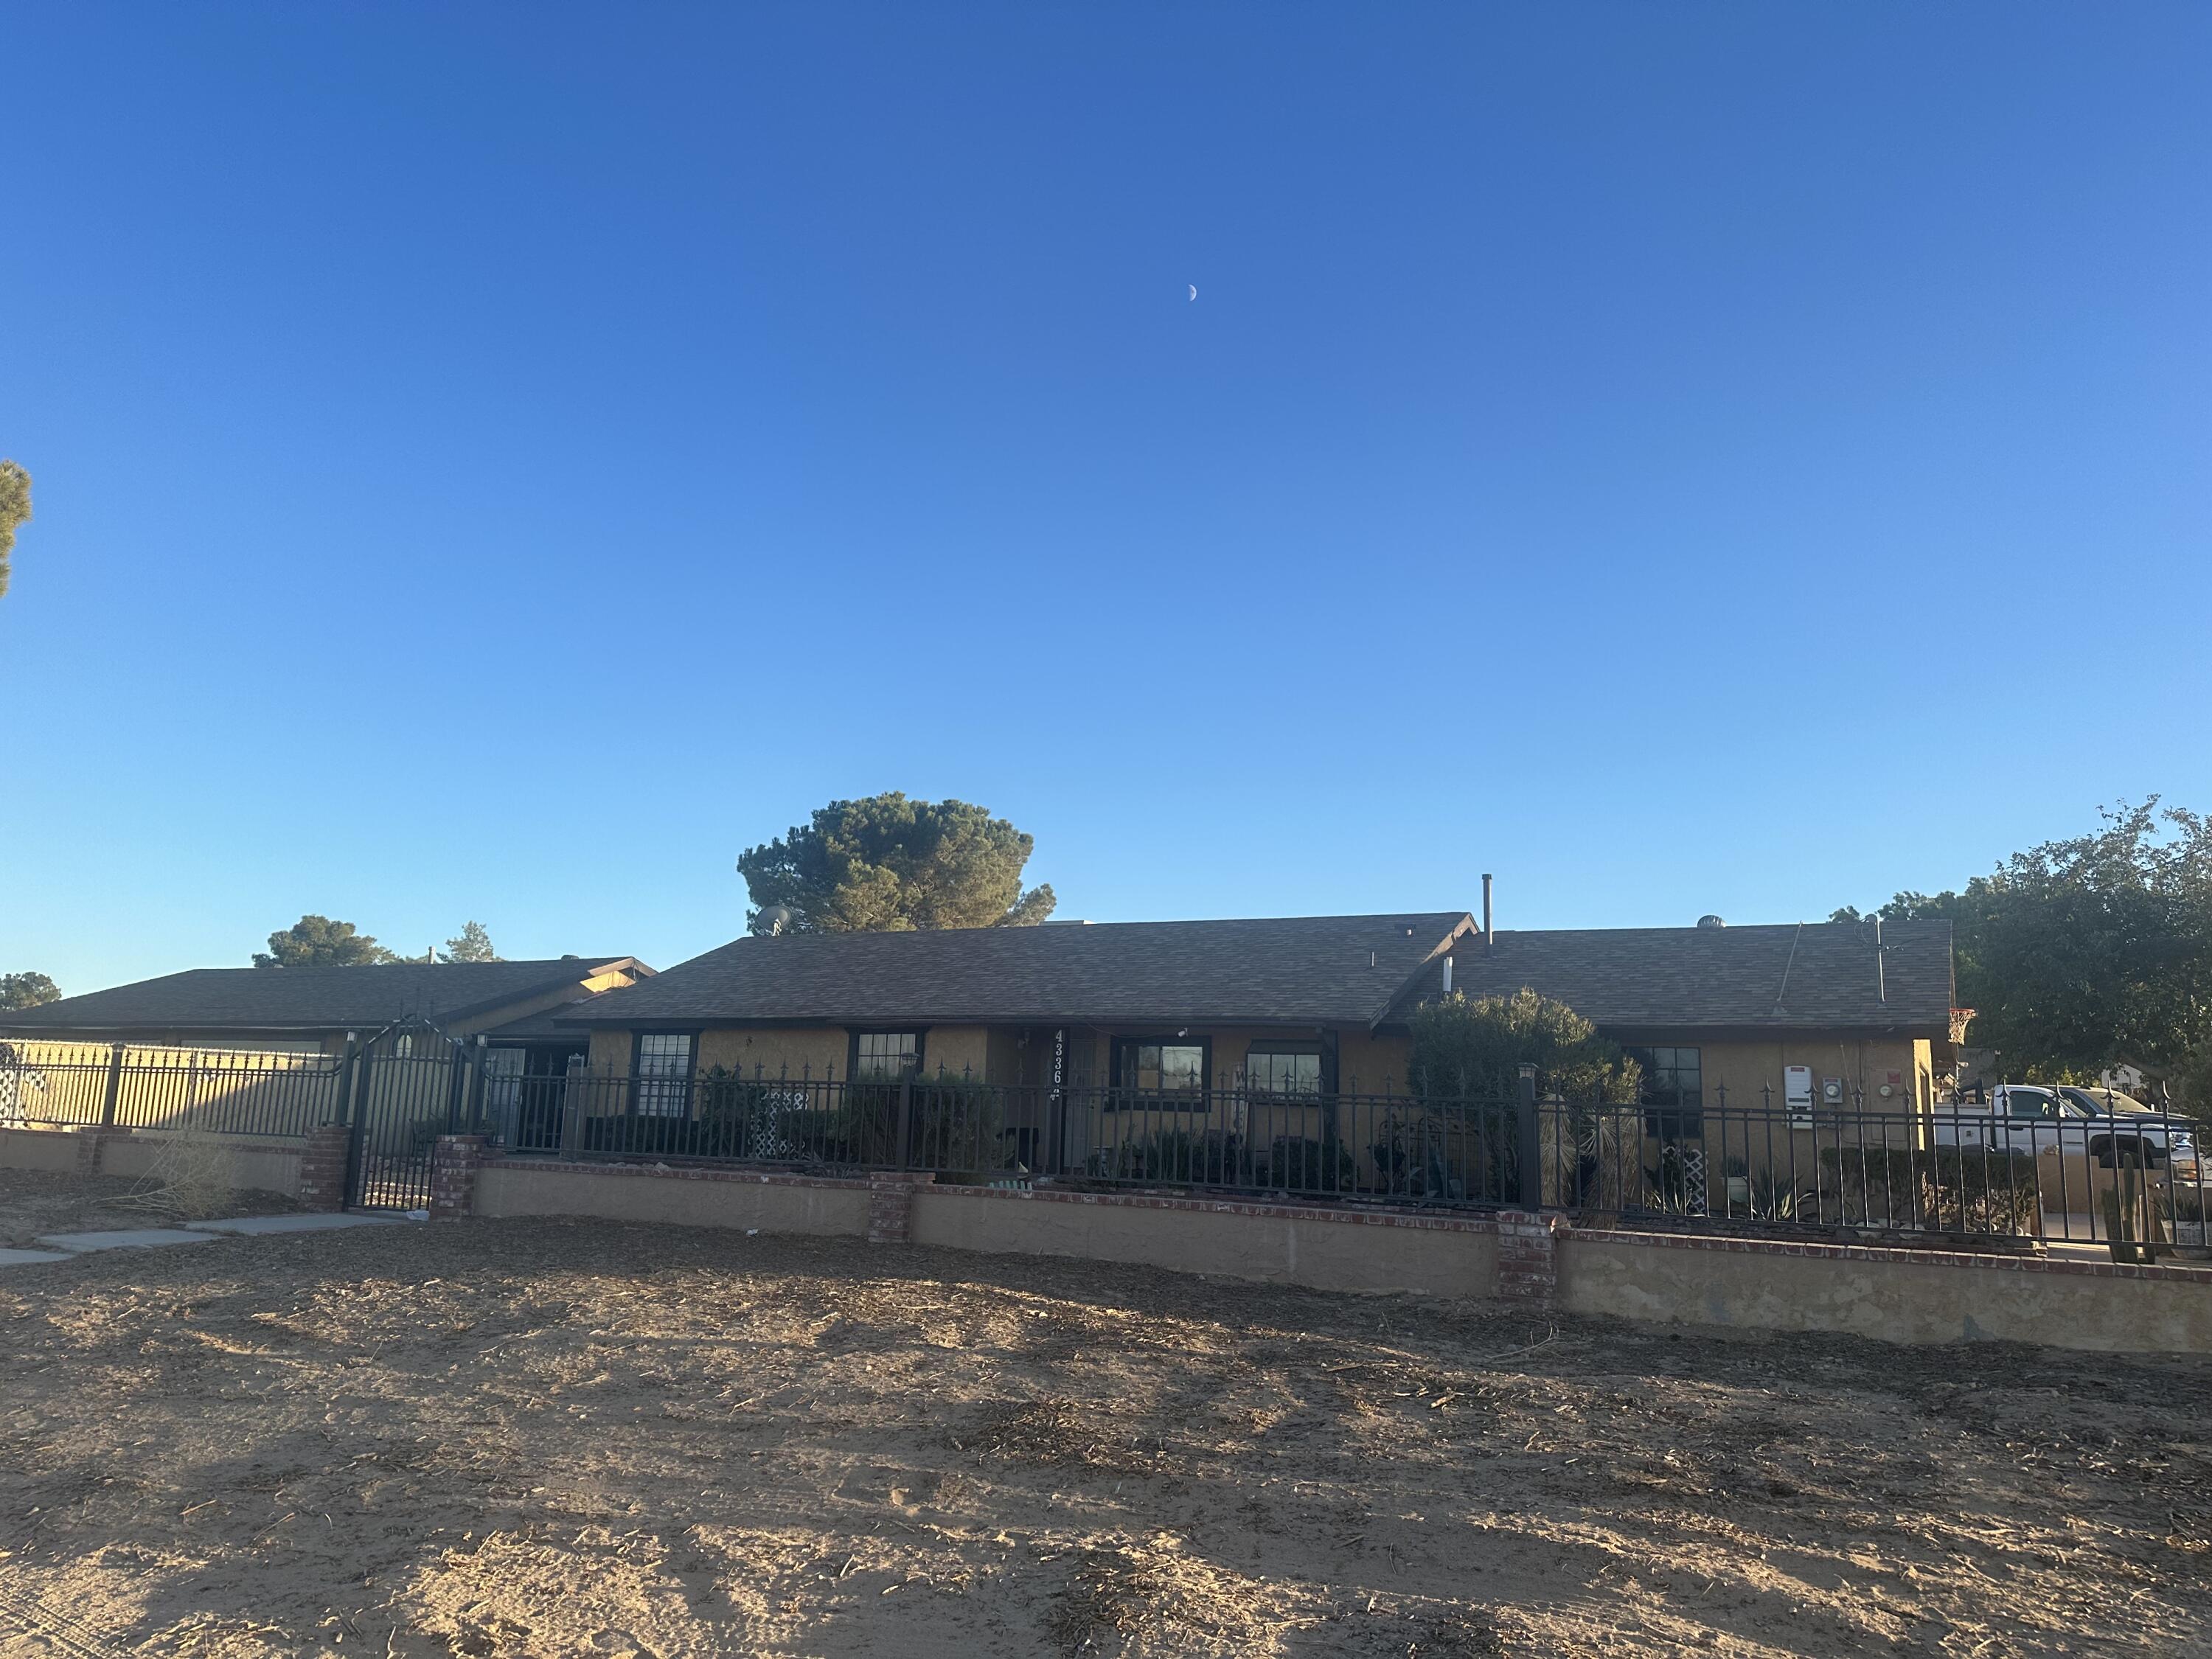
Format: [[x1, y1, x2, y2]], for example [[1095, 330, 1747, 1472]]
[[850, 1031, 922, 1079], [1245, 1046, 1324, 1097], [1110, 1037, 1211, 1107], [1627, 1045, 1702, 1138], [634, 1033, 695, 1117]]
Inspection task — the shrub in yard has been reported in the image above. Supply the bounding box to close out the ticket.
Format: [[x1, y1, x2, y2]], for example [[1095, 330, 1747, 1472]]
[[779, 1086, 900, 1164], [1097, 1127, 1242, 1185], [2156, 1184, 2208, 1227], [122, 1130, 234, 1220], [1817, 1146, 2040, 1235], [691, 1070, 821, 1159], [908, 1074, 1008, 1172], [581, 1113, 709, 1157], [1930, 1147, 2042, 1235], [1261, 1135, 1356, 1194], [1644, 1143, 1704, 1214], [1377, 1109, 1486, 1201]]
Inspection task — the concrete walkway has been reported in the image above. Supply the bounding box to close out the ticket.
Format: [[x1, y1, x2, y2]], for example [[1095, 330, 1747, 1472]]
[[2, 1211, 412, 1267], [187, 1213, 406, 1236]]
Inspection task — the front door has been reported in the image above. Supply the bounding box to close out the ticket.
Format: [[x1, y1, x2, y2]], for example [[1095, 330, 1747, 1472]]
[[515, 1044, 585, 1152]]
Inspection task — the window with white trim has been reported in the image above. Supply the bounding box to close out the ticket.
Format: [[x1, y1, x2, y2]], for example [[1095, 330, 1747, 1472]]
[[852, 1031, 921, 1079], [1245, 1046, 1324, 1097], [635, 1033, 695, 1117]]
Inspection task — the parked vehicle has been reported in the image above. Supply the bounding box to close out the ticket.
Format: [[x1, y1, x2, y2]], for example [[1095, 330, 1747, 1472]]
[[1933, 1085, 2197, 1173], [1936, 1085, 2198, 1172], [2059, 1085, 2201, 1177]]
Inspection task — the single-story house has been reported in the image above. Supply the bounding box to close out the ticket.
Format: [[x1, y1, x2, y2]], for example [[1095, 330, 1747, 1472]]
[[547, 911, 1957, 1164], [0, 956, 653, 1062]]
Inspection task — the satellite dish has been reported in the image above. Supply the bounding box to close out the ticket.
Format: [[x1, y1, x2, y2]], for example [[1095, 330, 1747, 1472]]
[[1697, 914, 1727, 929], [757, 905, 797, 936]]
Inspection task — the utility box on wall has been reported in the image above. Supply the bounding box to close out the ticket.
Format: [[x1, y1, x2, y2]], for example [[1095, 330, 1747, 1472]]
[[1784, 1065, 1814, 1128]]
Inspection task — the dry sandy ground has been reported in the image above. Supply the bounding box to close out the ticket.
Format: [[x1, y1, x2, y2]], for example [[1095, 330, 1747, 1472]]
[[0, 1191, 2207, 1658]]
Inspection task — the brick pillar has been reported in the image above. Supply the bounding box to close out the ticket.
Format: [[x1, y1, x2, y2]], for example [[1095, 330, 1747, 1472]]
[[74, 1127, 127, 1176], [866, 1172, 934, 1243], [1495, 1210, 1560, 1308], [428, 1134, 491, 1220], [298, 1122, 352, 1212]]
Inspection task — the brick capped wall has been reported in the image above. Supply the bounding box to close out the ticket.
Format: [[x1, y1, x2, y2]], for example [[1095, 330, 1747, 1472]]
[[72, 1127, 122, 1177], [1496, 1209, 1560, 1307], [429, 1135, 491, 1220], [298, 1124, 352, 1211], [866, 1172, 935, 1243]]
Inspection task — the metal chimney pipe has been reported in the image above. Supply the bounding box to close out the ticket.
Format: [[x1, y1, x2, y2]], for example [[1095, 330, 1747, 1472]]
[[1481, 873, 1494, 956], [1441, 955, 1453, 995]]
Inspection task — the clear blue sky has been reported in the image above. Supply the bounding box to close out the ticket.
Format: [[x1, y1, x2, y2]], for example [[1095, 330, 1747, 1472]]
[[4, 3, 2208, 995]]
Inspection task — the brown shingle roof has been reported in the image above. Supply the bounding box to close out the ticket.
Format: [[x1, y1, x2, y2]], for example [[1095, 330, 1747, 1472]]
[[1384, 919, 1955, 1033], [557, 914, 1955, 1036], [0, 957, 645, 1035], [562, 915, 1471, 1029]]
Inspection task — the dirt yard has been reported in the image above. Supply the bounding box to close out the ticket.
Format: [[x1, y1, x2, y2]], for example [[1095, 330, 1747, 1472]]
[[0, 1200, 2207, 1658]]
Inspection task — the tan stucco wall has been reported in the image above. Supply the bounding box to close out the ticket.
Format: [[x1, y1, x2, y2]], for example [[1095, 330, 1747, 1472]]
[[95, 1133, 305, 1199], [694, 1028, 843, 1079], [474, 1163, 869, 1234], [925, 1026, 990, 1079], [1696, 1037, 1926, 1115], [1338, 1029, 1413, 1093], [0, 1126, 81, 1173], [586, 1029, 634, 1076], [911, 1189, 1496, 1296], [0, 1125, 305, 1195], [442, 1157, 2212, 1353], [1557, 1232, 2212, 1353], [683, 1025, 993, 1082]]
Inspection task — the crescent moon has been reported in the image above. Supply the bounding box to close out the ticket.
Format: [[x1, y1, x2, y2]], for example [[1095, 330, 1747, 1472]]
[[1189, 285, 1197, 302]]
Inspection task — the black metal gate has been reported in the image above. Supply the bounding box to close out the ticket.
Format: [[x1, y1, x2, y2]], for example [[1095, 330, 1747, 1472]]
[[345, 1044, 470, 1211]]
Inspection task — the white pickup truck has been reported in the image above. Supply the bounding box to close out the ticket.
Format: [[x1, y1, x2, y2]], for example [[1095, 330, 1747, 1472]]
[[1934, 1085, 2198, 1175]]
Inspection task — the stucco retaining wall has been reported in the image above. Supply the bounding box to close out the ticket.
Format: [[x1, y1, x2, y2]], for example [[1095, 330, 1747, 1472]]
[[0, 1125, 82, 1174], [94, 1132, 305, 1198], [1557, 1228, 2212, 1352], [0, 1124, 305, 1194], [473, 1160, 872, 1236], [911, 1186, 1498, 1297], [460, 1161, 2211, 1351]]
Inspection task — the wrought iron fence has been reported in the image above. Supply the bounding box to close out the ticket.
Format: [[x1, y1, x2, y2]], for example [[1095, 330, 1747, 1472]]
[[1534, 1091, 2207, 1251], [0, 1041, 347, 1138], [12, 1034, 2197, 1253], [494, 1061, 2210, 1253]]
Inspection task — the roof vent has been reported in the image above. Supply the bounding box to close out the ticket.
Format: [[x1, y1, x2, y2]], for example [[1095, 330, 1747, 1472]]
[[1697, 914, 1726, 929]]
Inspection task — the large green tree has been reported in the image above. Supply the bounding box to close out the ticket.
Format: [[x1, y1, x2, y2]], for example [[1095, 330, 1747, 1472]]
[[1835, 801, 2212, 1090], [0, 971, 61, 1009], [737, 793, 1055, 933], [254, 915, 398, 968], [442, 921, 500, 962], [0, 459, 31, 599], [1406, 987, 1641, 1102]]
